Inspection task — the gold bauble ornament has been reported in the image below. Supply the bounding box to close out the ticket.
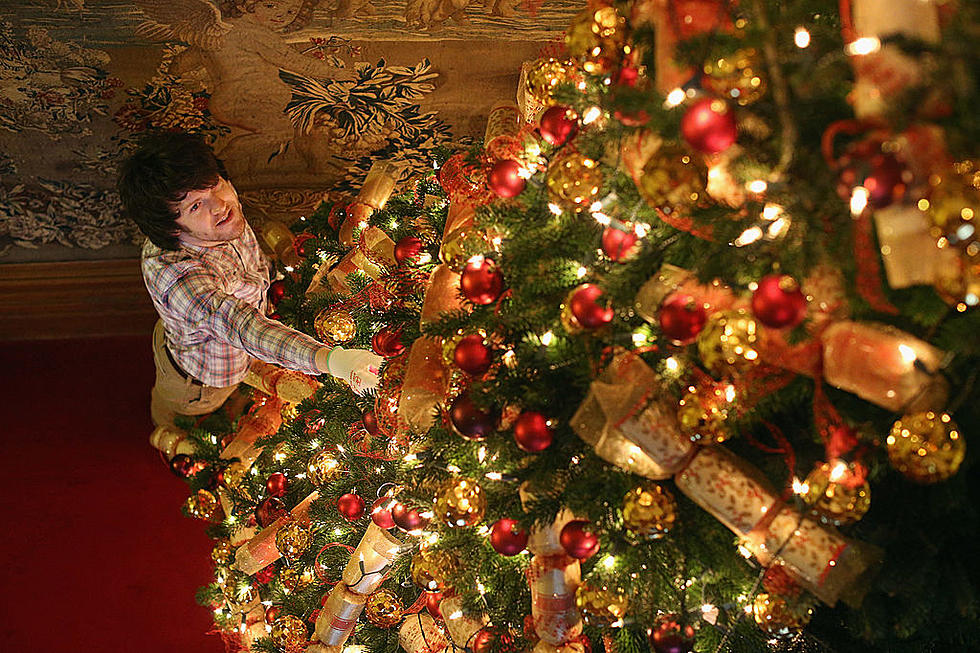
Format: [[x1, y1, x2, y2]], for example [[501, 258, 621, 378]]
[[560, 287, 585, 334], [547, 152, 603, 209], [927, 160, 979, 252], [440, 225, 493, 272], [677, 382, 735, 444], [270, 614, 308, 652], [933, 249, 980, 309], [703, 48, 767, 106], [220, 569, 258, 609], [696, 309, 759, 377], [185, 488, 220, 521], [887, 411, 965, 483], [221, 461, 251, 500], [434, 477, 487, 528], [279, 566, 315, 593], [211, 540, 235, 566], [752, 593, 813, 639], [364, 588, 405, 628], [280, 402, 299, 422], [313, 308, 357, 344], [411, 549, 456, 591], [566, 4, 628, 74], [803, 461, 871, 526], [622, 484, 677, 540], [441, 331, 465, 368], [307, 449, 342, 486], [525, 58, 572, 106], [637, 144, 709, 209], [275, 521, 312, 560], [575, 583, 629, 626]]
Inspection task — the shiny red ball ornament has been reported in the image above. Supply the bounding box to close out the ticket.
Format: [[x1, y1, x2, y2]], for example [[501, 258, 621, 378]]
[[425, 590, 444, 620], [460, 257, 505, 305], [648, 613, 695, 653], [371, 326, 405, 358], [863, 153, 907, 209], [658, 293, 707, 345], [472, 628, 518, 653], [255, 497, 287, 528], [453, 334, 493, 376], [601, 225, 639, 261], [293, 233, 315, 258], [337, 493, 366, 521], [487, 159, 526, 198], [266, 472, 288, 498], [449, 391, 500, 441], [256, 565, 277, 584], [391, 501, 431, 533], [569, 284, 614, 329], [513, 411, 554, 452], [264, 605, 281, 624], [751, 274, 807, 329], [267, 279, 287, 306], [490, 518, 529, 556], [394, 236, 425, 265], [370, 496, 396, 529], [539, 105, 579, 146], [680, 98, 737, 154], [362, 409, 380, 436], [559, 519, 600, 559], [169, 454, 195, 478]]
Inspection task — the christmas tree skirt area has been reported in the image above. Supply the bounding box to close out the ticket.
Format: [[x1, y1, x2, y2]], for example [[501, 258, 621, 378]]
[[0, 336, 223, 653]]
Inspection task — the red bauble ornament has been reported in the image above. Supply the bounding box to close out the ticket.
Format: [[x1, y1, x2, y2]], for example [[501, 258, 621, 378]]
[[487, 159, 526, 198], [680, 98, 737, 154], [337, 493, 366, 521], [472, 628, 518, 653], [648, 614, 695, 653], [863, 153, 907, 209], [370, 496, 396, 529], [255, 497, 287, 528], [490, 518, 529, 556], [266, 472, 288, 498], [559, 520, 600, 559], [293, 233, 315, 258], [601, 224, 639, 261], [362, 409, 380, 436], [267, 279, 287, 306], [391, 501, 431, 533], [394, 236, 425, 265], [169, 454, 195, 478], [453, 334, 493, 376], [460, 257, 505, 305], [569, 284, 614, 329], [425, 590, 444, 620], [539, 105, 579, 146], [449, 391, 500, 440], [658, 293, 707, 345], [751, 274, 807, 329], [264, 605, 281, 624], [372, 326, 405, 358], [513, 411, 554, 452], [256, 565, 277, 584]]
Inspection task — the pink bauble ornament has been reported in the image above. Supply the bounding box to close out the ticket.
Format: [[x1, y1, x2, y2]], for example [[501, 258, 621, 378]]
[[658, 293, 708, 345], [513, 411, 554, 452], [490, 518, 528, 556], [680, 98, 737, 154], [539, 105, 579, 146], [488, 159, 526, 198], [751, 274, 807, 329]]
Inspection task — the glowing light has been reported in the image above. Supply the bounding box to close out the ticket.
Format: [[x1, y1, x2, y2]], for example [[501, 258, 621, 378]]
[[850, 186, 869, 215], [576, 265, 588, 278], [701, 603, 716, 614], [517, 166, 533, 180], [447, 464, 461, 473], [417, 253, 433, 265], [898, 344, 917, 365], [548, 203, 563, 216], [665, 357, 680, 372], [635, 222, 650, 237], [829, 460, 848, 482], [767, 217, 790, 239], [665, 88, 686, 107], [478, 446, 487, 463], [748, 179, 768, 194], [540, 331, 554, 346], [794, 27, 811, 48], [793, 477, 809, 495], [592, 211, 612, 225], [724, 385, 736, 402], [403, 453, 418, 463], [582, 106, 602, 124], [284, 265, 294, 273], [425, 533, 440, 545], [590, 201, 604, 212], [762, 203, 783, 221], [847, 37, 881, 56], [632, 332, 647, 346], [734, 226, 763, 247], [477, 581, 486, 595], [602, 555, 616, 569], [485, 472, 503, 481]]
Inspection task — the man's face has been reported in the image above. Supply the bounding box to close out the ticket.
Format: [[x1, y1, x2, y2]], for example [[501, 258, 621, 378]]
[[173, 177, 245, 247]]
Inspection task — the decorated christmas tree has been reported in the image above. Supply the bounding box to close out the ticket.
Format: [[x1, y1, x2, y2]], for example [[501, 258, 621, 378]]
[[156, 1, 979, 652]]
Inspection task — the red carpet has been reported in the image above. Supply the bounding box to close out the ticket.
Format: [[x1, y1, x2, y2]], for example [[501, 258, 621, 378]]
[[0, 336, 224, 653]]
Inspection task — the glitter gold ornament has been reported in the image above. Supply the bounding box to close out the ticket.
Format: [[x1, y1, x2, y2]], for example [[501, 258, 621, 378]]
[[275, 521, 312, 559], [441, 225, 493, 272], [313, 308, 357, 344], [637, 144, 709, 209], [220, 569, 258, 609], [677, 382, 735, 444], [307, 450, 342, 486], [411, 549, 456, 592], [280, 567, 315, 593], [441, 332, 466, 368], [887, 411, 965, 483], [622, 484, 677, 540], [271, 614, 308, 652], [364, 588, 405, 628], [185, 488, 221, 521], [752, 593, 813, 639], [211, 540, 235, 566], [565, 3, 628, 75], [434, 477, 487, 528], [696, 309, 760, 377], [703, 48, 768, 106], [803, 461, 871, 526], [547, 152, 603, 209], [221, 461, 251, 500], [927, 160, 979, 252], [574, 583, 629, 626], [525, 58, 572, 106]]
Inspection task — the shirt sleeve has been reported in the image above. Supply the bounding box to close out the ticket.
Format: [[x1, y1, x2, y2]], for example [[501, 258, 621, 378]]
[[166, 265, 322, 376]]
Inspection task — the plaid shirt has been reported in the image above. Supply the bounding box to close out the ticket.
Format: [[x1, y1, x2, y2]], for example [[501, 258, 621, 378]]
[[141, 223, 321, 387]]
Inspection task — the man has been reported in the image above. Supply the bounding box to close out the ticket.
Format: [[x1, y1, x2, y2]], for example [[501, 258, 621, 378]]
[[118, 132, 381, 426]]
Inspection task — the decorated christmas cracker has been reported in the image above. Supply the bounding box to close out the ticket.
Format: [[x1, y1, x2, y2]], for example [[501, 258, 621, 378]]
[[239, 605, 269, 650], [873, 206, 957, 289], [243, 360, 320, 404], [528, 554, 583, 646], [821, 321, 948, 412], [532, 640, 590, 653], [397, 337, 449, 431], [257, 219, 301, 268], [149, 424, 194, 458], [484, 102, 522, 161], [220, 396, 285, 467], [516, 59, 550, 124], [314, 582, 367, 647], [338, 161, 399, 247], [440, 594, 488, 649], [341, 522, 403, 595], [217, 488, 257, 546], [399, 612, 449, 653], [232, 491, 319, 575]]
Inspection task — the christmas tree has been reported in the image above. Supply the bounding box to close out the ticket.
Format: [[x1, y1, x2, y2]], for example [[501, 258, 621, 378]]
[[158, 1, 979, 652]]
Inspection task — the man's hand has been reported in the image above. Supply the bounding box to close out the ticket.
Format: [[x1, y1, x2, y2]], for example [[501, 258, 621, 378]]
[[315, 346, 382, 394]]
